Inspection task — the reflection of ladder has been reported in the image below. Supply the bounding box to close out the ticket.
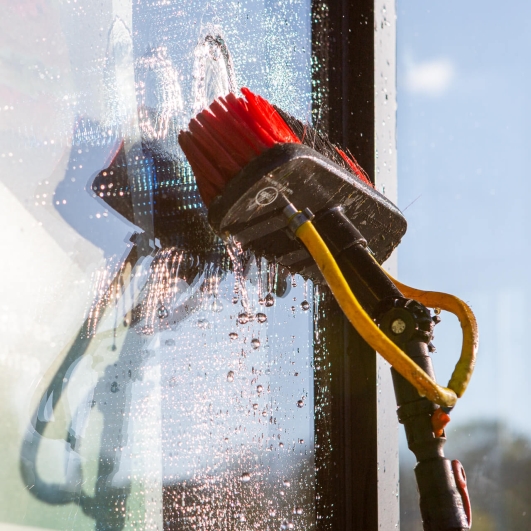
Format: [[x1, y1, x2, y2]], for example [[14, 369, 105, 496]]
[[21, 245, 139, 522], [21, 244, 205, 529]]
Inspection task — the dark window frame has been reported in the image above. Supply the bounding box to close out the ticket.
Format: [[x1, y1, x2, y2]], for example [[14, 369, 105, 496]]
[[312, 1, 399, 529]]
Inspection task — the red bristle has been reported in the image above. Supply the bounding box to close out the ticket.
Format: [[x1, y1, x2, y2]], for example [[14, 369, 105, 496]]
[[178, 131, 223, 205], [336, 147, 373, 187], [184, 128, 228, 192], [241, 88, 300, 144], [195, 176, 218, 208], [217, 95, 269, 154], [179, 87, 302, 206], [240, 88, 288, 139], [188, 118, 240, 183], [196, 110, 251, 169], [180, 146, 221, 203], [224, 93, 276, 148], [210, 100, 257, 164], [210, 99, 262, 160]]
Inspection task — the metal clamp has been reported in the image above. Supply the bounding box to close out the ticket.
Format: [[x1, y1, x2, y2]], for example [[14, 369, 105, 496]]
[[283, 203, 315, 235]]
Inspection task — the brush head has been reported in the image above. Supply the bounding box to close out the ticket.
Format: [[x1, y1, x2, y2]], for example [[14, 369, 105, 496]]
[[208, 143, 406, 279], [178, 88, 407, 280], [178, 88, 373, 208], [178, 88, 302, 207]]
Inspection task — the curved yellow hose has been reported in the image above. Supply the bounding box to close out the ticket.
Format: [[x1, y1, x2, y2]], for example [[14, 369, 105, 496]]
[[377, 265, 478, 398], [296, 220, 461, 407]]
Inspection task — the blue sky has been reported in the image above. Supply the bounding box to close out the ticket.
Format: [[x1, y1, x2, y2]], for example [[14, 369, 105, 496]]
[[397, 0, 531, 436]]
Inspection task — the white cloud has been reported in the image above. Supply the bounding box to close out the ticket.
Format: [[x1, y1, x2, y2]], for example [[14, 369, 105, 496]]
[[405, 58, 455, 96]]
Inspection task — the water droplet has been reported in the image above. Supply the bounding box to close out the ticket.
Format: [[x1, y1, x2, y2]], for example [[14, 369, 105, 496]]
[[279, 442, 284, 448], [196, 318, 209, 329], [283, 479, 291, 487], [240, 472, 251, 482], [297, 399, 305, 408], [227, 371, 235, 382], [251, 338, 260, 349], [157, 306, 168, 319], [211, 299, 223, 312], [300, 300, 310, 311], [269, 509, 277, 517], [434, 307, 441, 315], [291, 306, 296, 312], [238, 312, 249, 324], [295, 507, 303, 515], [256, 312, 267, 323], [258, 297, 265, 305], [229, 332, 238, 340], [262, 410, 267, 417], [111, 381, 119, 393], [253, 403, 258, 410], [264, 293, 275, 307], [280, 520, 289, 530], [257, 384, 263, 394], [298, 438, 304, 444], [232, 296, 239, 304], [137, 325, 154, 335], [165, 338, 175, 346]]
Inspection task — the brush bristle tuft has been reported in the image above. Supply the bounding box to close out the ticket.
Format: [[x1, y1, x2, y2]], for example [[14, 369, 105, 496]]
[[179, 87, 373, 207], [179, 88, 300, 207], [335, 148, 372, 187]]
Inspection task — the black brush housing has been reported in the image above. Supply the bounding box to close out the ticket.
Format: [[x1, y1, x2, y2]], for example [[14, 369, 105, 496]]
[[208, 143, 407, 282]]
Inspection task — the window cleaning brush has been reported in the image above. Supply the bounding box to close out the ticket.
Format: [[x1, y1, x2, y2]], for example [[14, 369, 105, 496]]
[[178, 87, 476, 410], [178, 87, 477, 531]]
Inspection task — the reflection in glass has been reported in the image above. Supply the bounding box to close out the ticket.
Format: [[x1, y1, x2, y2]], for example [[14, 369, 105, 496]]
[[1, 0, 314, 529]]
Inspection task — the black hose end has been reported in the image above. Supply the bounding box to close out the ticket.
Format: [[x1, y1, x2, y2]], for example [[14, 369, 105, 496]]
[[415, 458, 471, 531]]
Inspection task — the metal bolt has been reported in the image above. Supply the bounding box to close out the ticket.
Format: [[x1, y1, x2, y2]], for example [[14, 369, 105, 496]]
[[391, 318, 407, 335]]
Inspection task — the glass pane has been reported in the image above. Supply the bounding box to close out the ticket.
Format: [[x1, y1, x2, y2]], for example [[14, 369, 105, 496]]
[[0, 1, 314, 529]]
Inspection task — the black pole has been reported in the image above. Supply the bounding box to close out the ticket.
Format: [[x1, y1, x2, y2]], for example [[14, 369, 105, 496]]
[[311, 206, 471, 530]]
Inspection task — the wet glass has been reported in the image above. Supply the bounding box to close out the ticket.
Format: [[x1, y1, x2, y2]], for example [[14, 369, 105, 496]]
[[0, 1, 316, 529]]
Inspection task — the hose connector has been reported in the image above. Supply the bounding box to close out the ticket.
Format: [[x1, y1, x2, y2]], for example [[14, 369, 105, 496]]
[[283, 203, 315, 235]]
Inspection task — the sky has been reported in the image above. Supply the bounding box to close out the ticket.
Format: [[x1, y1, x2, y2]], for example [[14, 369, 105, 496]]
[[396, 0, 531, 437]]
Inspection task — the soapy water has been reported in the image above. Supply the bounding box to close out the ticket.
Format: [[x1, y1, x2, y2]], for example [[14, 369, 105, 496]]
[[17, 1, 315, 529], [192, 26, 237, 117], [24, 244, 316, 530]]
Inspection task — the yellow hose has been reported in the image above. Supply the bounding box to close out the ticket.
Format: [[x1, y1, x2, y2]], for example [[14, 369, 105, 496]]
[[377, 265, 478, 398], [295, 219, 475, 407]]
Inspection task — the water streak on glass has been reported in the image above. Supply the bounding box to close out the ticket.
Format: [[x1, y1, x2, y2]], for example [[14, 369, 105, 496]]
[[1, 0, 314, 529]]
